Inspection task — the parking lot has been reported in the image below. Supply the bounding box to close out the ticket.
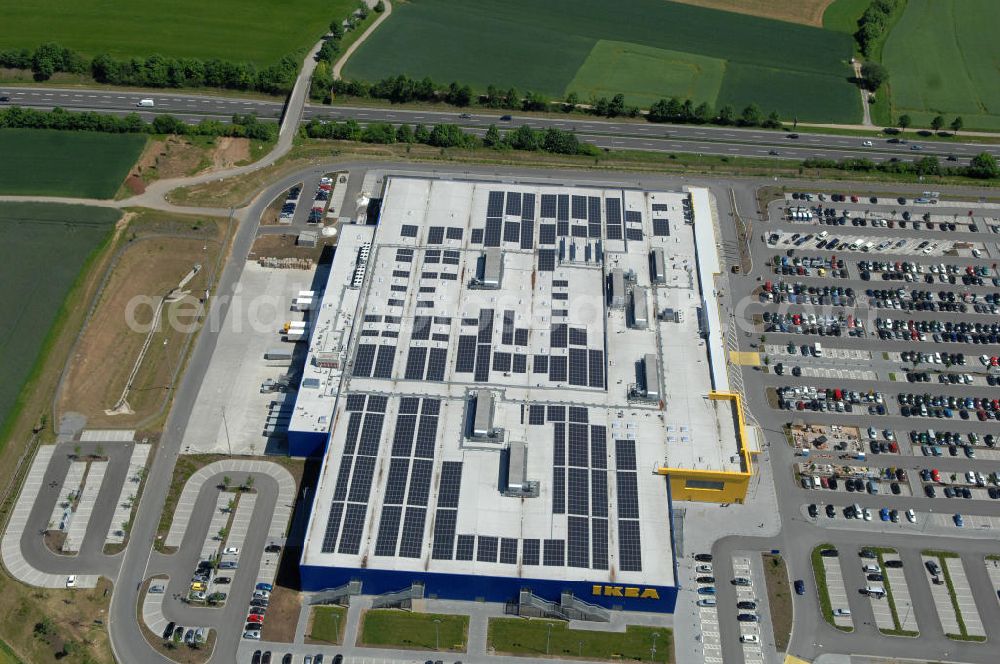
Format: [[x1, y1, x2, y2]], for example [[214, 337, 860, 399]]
[[744, 187, 1000, 653], [818, 550, 854, 630]]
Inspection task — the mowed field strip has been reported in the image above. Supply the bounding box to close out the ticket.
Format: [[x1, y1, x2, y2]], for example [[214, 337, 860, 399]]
[[0, 0, 355, 64], [882, 0, 1000, 130], [0, 203, 120, 435], [0, 129, 146, 199], [343, 0, 859, 122]]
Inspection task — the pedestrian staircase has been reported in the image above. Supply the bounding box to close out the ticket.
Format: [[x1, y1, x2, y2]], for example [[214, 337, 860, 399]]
[[308, 579, 362, 605]]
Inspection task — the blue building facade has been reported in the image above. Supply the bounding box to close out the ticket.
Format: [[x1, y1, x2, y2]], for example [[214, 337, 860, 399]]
[[299, 564, 678, 613]]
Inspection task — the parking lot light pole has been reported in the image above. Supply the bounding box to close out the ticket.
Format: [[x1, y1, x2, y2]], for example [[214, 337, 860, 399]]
[[651, 631, 660, 661], [546, 622, 553, 654], [333, 612, 341, 644], [434, 618, 442, 650]]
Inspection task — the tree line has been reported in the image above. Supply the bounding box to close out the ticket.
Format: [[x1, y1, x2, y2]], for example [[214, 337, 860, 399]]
[[803, 152, 998, 180], [855, 0, 905, 57], [323, 74, 786, 129], [303, 118, 600, 156], [0, 41, 300, 94], [0, 105, 277, 141]]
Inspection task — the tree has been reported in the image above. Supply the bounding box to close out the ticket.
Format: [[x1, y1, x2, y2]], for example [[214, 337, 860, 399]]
[[563, 91, 579, 112], [329, 20, 345, 39], [860, 61, 889, 91], [968, 152, 999, 179], [395, 124, 414, 143], [414, 124, 430, 143], [374, 0, 386, 13], [483, 124, 502, 148], [694, 102, 711, 124], [950, 116, 964, 134], [608, 94, 626, 118], [222, 476, 231, 489], [930, 115, 944, 131], [762, 111, 782, 129], [716, 104, 735, 126], [357, 1, 370, 20], [897, 114, 911, 129], [739, 103, 763, 127]]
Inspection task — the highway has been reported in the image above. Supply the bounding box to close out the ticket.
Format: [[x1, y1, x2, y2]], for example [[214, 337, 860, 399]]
[[5, 86, 1000, 164]]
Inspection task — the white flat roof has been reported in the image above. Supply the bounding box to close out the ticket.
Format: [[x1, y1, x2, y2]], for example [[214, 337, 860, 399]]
[[299, 177, 739, 586]]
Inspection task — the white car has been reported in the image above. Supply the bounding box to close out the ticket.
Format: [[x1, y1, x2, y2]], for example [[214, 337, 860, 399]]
[[65, 575, 77, 588], [740, 634, 759, 644], [697, 598, 717, 607], [834, 608, 852, 617], [863, 508, 873, 521], [906, 509, 917, 523], [696, 564, 713, 574], [862, 140, 873, 147], [223, 547, 240, 555], [243, 630, 261, 640]]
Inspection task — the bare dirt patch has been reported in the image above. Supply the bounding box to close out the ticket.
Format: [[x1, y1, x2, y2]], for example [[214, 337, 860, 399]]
[[666, 0, 834, 26], [261, 585, 301, 643], [128, 136, 261, 188], [57, 211, 229, 428]]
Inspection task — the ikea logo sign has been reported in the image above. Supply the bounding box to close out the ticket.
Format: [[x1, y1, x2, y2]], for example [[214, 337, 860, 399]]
[[592, 585, 660, 599]]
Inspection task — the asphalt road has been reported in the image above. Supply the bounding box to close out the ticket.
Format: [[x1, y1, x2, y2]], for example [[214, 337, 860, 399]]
[[6, 86, 1000, 164]]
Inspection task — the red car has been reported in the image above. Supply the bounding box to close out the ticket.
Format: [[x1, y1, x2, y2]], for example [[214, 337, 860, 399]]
[[246, 614, 263, 624], [931, 469, 941, 482]]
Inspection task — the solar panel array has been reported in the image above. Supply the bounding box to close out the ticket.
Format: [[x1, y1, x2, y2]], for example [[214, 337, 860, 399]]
[[614, 439, 642, 571], [321, 395, 386, 554], [428, 226, 445, 244], [605, 197, 623, 240], [653, 218, 670, 236], [373, 397, 441, 559]]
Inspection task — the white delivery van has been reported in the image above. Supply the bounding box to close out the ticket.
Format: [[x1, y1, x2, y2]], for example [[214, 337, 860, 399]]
[[813, 343, 823, 357], [136, 98, 155, 107]]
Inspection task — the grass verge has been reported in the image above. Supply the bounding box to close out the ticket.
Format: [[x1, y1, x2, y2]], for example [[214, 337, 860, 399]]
[[154, 454, 227, 552], [762, 553, 792, 651], [933, 553, 977, 641], [488, 618, 674, 662], [811, 544, 851, 632], [359, 610, 468, 652], [307, 606, 346, 645]]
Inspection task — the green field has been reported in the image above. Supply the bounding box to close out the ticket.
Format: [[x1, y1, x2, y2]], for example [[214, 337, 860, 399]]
[[343, 0, 859, 122], [344, 0, 861, 122], [489, 619, 674, 662], [822, 0, 870, 33], [0, 0, 355, 65], [0, 203, 120, 438], [567, 41, 726, 109], [882, 0, 1000, 130], [0, 129, 145, 199]]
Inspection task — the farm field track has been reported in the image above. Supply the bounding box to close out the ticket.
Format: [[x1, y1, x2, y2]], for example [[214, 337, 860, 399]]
[[58, 211, 227, 428], [0, 0, 355, 65], [882, 0, 1000, 130], [342, 0, 859, 123], [669, 0, 836, 26], [0, 129, 146, 199], [0, 202, 120, 436]]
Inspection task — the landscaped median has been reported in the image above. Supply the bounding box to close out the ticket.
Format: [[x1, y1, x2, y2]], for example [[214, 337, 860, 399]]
[[761, 553, 792, 651], [811, 544, 852, 632], [359, 609, 468, 652], [487, 618, 673, 662]]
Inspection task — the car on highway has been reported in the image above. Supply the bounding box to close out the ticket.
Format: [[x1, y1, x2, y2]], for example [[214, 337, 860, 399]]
[[459, 113, 472, 119], [862, 140, 873, 147], [500, 115, 512, 121]]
